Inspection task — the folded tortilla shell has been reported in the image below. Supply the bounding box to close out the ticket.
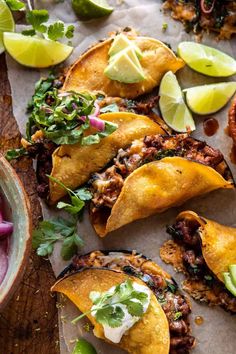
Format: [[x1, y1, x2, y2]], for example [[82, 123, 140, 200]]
[[92, 157, 233, 237], [49, 112, 165, 203], [52, 268, 170, 354], [63, 36, 184, 99], [176, 211, 236, 283]]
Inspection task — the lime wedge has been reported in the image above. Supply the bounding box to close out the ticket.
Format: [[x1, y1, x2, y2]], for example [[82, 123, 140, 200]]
[[3, 32, 73, 68], [0, 0, 15, 54], [72, 0, 113, 20], [159, 71, 195, 132], [178, 42, 236, 77], [184, 82, 236, 115]]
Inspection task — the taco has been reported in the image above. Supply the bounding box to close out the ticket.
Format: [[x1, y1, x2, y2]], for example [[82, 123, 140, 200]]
[[89, 134, 234, 237], [63, 32, 184, 99], [49, 112, 166, 203], [160, 211, 236, 312], [52, 250, 195, 354]]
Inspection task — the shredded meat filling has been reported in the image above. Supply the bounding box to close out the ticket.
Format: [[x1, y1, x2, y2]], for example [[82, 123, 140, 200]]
[[90, 134, 226, 212], [68, 251, 195, 354], [166, 220, 236, 313]]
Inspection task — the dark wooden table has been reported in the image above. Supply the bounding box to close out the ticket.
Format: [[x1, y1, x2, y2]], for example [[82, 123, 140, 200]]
[[0, 53, 59, 354]]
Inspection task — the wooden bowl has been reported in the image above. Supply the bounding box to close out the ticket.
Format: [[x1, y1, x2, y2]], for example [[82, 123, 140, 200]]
[[0, 155, 32, 309]]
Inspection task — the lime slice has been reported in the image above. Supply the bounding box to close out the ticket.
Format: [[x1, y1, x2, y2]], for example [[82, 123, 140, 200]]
[[72, 339, 97, 354], [0, 0, 15, 54], [178, 42, 236, 77], [3, 32, 73, 68], [72, 0, 113, 20], [159, 71, 195, 133], [184, 82, 236, 115]]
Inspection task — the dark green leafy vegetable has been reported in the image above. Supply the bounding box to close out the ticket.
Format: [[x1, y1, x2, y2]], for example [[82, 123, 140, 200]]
[[32, 217, 83, 260], [5, 147, 28, 161]]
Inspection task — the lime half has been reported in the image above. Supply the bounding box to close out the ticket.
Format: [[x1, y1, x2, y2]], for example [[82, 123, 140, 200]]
[[3, 32, 73, 68], [72, 0, 113, 20], [184, 82, 236, 115], [178, 42, 236, 77], [72, 339, 97, 354], [159, 71, 195, 133], [0, 0, 15, 54]]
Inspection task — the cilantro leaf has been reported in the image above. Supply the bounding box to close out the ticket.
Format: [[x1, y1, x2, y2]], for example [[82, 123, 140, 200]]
[[22, 29, 36, 36], [47, 21, 65, 41], [74, 187, 92, 201], [174, 311, 182, 321], [124, 300, 144, 317], [5, 147, 28, 161], [96, 306, 124, 328], [5, 0, 25, 11], [65, 25, 75, 39], [26, 9, 49, 32], [32, 217, 83, 260], [57, 197, 85, 215]]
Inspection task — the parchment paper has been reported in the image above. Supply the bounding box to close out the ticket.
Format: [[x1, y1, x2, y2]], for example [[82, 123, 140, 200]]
[[5, 1, 236, 353]]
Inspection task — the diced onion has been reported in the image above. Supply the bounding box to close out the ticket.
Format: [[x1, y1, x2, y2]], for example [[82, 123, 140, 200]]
[[88, 116, 105, 131]]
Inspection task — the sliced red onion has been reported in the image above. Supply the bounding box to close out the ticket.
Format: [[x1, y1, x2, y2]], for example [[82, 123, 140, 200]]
[[200, 0, 216, 14], [0, 238, 10, 254], [80, 115, 86, 122], [0, 221, 13, 237], [88, 116, 105, 131], [93, 101, 100, 117], [0, 211, 3, 223], [0, 246, 8, 285]]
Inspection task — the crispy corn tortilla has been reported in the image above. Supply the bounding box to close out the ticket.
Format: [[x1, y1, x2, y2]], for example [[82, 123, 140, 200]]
[[176, 211, 236, 283], [49, 112, 165, 203], [63, 35, 184, 98], [52, 268, 170, 354], [91, 157, 233, 237]]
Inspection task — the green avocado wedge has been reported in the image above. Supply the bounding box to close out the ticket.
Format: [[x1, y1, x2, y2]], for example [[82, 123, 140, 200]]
[[109, 33, 143, 59], [229, 264, 236, 287], [223, 272, 236, 297]]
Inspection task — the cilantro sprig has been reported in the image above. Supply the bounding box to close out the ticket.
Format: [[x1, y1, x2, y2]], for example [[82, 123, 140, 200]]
[[32, 217, 83, 260], [72, 279, 149, 327], [47, 175, 92, 215]]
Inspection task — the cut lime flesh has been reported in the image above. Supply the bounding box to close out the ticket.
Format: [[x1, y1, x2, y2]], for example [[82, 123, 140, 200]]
[[3, 32, 73, 68], [178, 42, 236, 77], [159, 71, 195, 133], [0, 0, 15, 54], [72, 339, 97, 354], [72, 0, 113, 20], [184, 82, 236, 115]]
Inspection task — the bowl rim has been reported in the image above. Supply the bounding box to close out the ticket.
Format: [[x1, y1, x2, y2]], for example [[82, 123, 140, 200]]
[[0, 155, 32, 310]]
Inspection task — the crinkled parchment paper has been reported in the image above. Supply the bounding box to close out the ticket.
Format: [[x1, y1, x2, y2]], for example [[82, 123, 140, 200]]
[[6, 0, 236, 353]]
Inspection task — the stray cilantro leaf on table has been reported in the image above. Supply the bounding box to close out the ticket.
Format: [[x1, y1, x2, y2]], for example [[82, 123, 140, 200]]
[[5, 147, 28, 161], [48, 21, 65, 41], [32, 217, 83, 260]]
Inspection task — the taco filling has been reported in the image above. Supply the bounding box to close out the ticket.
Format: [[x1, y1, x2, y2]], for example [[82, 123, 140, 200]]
[[60, 250, 195, 353], [90, 134, 231, 213], [161, 216, 236, 313]]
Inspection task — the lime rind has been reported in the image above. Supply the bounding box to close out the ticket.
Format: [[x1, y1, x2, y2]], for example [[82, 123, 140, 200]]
[[184, 82, 236, 115], [72, 0, 113, 20], [3, 32, 73, 68], [178, 42, 236, 77], [159, 71, 195, 133], [0, 0, 15, 54]]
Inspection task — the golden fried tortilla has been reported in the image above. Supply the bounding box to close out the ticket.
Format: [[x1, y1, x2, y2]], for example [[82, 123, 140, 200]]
[[91, 157, 233, 237], [49, 112, 165, 203], [52, 268, 170, 354], [63, 34, 184, 98], [176, 211, 236, 283]]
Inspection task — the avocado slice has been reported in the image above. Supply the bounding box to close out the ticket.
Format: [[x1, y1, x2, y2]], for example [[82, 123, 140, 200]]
[[223, 272, 236, 297], [108, 33, 143, 59], [109, 46, 143, 70], [104, 50, 146, 84], [229, 264, 236, 287]]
